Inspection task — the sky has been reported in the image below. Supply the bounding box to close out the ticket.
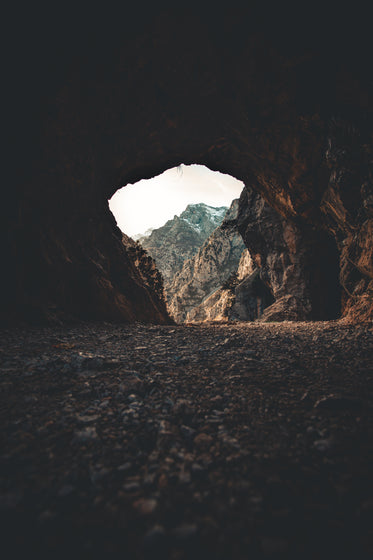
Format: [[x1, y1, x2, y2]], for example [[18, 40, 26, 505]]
[[108, 164, 244, 237]]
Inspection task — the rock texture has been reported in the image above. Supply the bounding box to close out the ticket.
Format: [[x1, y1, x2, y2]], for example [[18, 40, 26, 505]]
[[137, 203, 227, 284], [167, 200, 245, 322], [237, 186, 341, 321], [187, 252, 274, 323], [122, 234, 167, 312], [1, 320, 372, 558], [321, 118, 373, 322], [191, 185, 343, 324], [3, 4, 372, 323]]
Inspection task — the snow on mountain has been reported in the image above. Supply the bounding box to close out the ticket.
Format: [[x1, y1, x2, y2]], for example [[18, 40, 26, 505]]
[[137, 203, 228, 283]]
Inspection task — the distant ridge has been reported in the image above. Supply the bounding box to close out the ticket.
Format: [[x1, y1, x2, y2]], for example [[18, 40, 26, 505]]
[[137, 203, 227, 283]]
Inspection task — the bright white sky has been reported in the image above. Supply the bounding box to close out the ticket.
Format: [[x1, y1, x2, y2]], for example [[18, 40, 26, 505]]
[[108, 164, 244, 237]]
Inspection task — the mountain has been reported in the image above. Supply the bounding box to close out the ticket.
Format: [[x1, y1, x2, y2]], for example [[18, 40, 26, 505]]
[[122, 233, 167, 307], [137, 203, 227, 284], [166, 200, 246, 322], [187, 250, 274, 323]]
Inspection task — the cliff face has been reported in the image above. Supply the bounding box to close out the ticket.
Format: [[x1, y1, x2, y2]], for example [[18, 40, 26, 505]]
[[3, 5, 372, 323], [138, 204, 227, 284], [167, 200, 245, 322], [186, 250, 258, 323], [191, 185, 342, 324], [321, 119, 373, 322], [122, 234, 168, 316], [237, 186, 341, 321]]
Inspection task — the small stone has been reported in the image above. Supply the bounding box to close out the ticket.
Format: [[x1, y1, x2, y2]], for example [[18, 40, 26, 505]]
[[300, 390, 311, 403], [158, 473, 168, 489], [172, 399, 194, 417], [313, 438, 334, 453], [99, 400, 110, 409], [90, 467, 110, 484], [123, 481, 140, 492], [76, 414, 99, 424], [180, 425, 196, 439], [191, 463, 205, 475], [133, 498, 158, 515], [117, 462, 132, 472], [178, 470, 191, 484], [72, 426, 98, 443], [194, 433, 213, 450], [143, 473, 156, 486]]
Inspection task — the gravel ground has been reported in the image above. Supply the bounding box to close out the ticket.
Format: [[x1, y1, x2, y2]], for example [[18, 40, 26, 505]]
[[0, 320, 372, 559]]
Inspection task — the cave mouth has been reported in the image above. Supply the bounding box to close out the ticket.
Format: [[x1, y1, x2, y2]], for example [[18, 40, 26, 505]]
[[108, 164, 244, 239], [108, 164, 342, 324], [108, 164, 250, 323]]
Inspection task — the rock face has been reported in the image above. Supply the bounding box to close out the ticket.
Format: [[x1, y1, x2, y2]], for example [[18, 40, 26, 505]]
[[138, 203, 227, 284], [321, 118, 373, 323], [237, 186, 341, 321], [187, 248, 273, 323], [3, 5, 372, 323], [122, 234, 167, 312], [167, 200, 245, 322], [190, 186, 342, 323]]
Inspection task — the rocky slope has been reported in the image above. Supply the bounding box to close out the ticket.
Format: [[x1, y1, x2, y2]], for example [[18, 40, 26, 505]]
[[167, 200, 245, 322], [137, 204, 227, 284], [187, 250, 267, 323]]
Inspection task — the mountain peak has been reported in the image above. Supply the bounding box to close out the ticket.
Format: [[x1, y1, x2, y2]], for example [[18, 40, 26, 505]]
[[179, 203, 227, 231], [138, 201, 230, 283]]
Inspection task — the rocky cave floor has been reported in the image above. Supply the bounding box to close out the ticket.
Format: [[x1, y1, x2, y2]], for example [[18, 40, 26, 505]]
[[0, 320, 372, 559]]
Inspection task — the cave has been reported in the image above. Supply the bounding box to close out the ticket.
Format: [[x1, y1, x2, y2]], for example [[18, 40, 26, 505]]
[[1, 4, 372, 559], [3, 5, 372, 325]]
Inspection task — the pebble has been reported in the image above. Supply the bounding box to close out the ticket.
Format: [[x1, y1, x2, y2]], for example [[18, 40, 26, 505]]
[[313, 438, 334, 453], [133, 498, 158, 515], [194, 433, 213, 449], [180, 425, 196, 439], [123, 481, 140, 492], [72, 426, 98, 443]]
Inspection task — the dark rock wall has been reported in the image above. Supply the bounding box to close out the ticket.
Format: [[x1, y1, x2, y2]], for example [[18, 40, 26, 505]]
[[237, 187, 341, 321], [321, 119, 373, 322], [122, 234, 169, 318], [2, 5, 372, 323]]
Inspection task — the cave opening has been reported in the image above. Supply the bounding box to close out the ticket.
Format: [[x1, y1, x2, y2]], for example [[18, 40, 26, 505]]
[[108, 163, 342, 324], [108, 164, 261, 323]]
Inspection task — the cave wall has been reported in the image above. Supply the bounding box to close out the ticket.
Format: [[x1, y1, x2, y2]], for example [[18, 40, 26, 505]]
[[237, 187, 341, 321], [2, 4, 372, 323]]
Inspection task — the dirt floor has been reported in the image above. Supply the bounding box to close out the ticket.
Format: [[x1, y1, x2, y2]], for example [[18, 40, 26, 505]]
[[0, 320, 372, 559]]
